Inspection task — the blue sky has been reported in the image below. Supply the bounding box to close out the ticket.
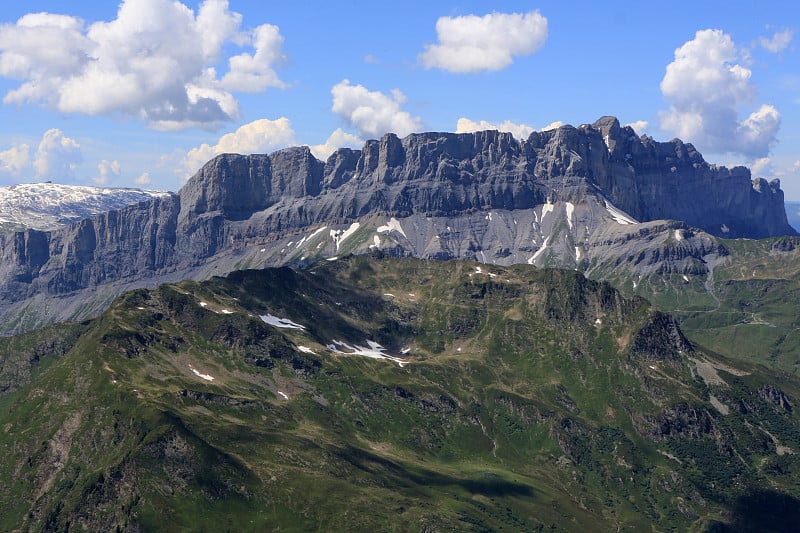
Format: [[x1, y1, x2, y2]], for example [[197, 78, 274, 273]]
[[0, 1, 798, 199]]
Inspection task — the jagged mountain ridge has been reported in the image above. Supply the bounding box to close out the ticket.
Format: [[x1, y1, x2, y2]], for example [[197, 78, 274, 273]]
[[0, 116, 793, 333]]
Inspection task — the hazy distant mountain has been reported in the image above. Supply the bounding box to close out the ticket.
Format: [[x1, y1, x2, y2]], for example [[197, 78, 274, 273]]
[[0, 117, 794, 332], [785, 201, 800, 233], [0, 182, 169, 232]]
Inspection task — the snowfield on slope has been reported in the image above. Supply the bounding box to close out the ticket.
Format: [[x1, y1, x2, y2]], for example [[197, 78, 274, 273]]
[[0, 183, 169, 231], [326, 340, 409, 367]]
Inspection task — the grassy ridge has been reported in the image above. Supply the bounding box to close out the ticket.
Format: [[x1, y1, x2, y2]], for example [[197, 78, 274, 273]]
[[1, 255, 800, 531]]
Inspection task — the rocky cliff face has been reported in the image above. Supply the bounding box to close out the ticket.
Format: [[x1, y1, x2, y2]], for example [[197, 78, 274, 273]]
[[0, 117, 794, 332]]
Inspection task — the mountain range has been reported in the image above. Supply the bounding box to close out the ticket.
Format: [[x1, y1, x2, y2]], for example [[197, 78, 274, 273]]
[[2, 116, 800, 531], [0, 116, 794, 334]]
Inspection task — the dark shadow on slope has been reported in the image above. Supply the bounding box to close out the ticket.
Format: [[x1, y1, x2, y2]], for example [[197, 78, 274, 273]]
[[706, 489, 800, 533], [336, 445, 533, 498]]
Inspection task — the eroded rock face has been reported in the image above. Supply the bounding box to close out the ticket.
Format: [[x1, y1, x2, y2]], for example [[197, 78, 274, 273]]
[[0, 117, 794, 331]]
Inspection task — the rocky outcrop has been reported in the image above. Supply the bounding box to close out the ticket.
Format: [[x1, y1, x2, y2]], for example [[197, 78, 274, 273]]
[[0, 117, 794, 332]]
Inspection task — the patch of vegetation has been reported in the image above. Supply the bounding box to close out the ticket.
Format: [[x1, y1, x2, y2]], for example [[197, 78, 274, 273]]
[[1, 256, 800, 531]]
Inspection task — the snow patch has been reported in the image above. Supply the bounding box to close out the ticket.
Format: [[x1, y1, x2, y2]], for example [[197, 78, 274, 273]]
[[326, 256, 338, 261], [277, 391, 289, 400], [326, 340, 408, 367], [308, 225, 328, 240], [370, 235, 381, 249], [330, 222, 361, 251], [575, 246, 582, 261], [565, 202, 575, 230], [475, 266, 497, 278], [189, 365, 215, 381], [376, 217, 407, 238], [297, 346, 316, 354], [221, 309, 233, 314], [383, 293, 396, 298], [528, 237, 550, 264], [682, 275, 690, 282], [541, 202, 555, 221], [260, 314, 306, 330], [674, 229, 684, 241], [603, 199, 638, 225]]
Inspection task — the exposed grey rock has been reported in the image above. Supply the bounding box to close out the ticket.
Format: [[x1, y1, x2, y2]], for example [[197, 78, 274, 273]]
[[0, 117, 794, 333]]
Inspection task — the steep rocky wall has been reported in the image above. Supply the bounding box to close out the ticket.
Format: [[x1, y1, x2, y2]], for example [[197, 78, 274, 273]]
[[0, 117, 794, 331]]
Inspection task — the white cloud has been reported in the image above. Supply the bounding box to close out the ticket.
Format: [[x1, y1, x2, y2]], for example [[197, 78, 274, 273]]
[[624, 120, 649, 134], [0, 0, 286, 130], [331, 80, 422, 138], [0, 142, 31, 177], [134, 172, 152, 186], [420, 10, 548, 73], [759, 29, 793, 53], [220, 23, 286, 92], [540, 121, 563, 132], [94, 159, 121, 185], [455, 118, 534, 139], [33, 129, 82, 181], [750, 157, 772, 176], [659, 29, 780, 158], [182, 117, 296, 179], [309, 128, 363, 160]]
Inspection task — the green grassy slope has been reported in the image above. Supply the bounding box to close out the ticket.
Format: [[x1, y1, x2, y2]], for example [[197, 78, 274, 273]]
[[1, 255, 800, 531], [661, 237, 800, 375]]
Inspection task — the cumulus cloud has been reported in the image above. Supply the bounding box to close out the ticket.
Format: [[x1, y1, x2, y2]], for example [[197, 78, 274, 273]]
[[659, 29, 780, 158], [33, 129, 82, 180], [309, 128, 363, 161], [624, 120, 649, 134], [134, 172, 152, 186], [331, 80, 423, 138], [0, 0, 286, 130], [750, 157, 772, 176], [0, 142, 31, 177], [774, 160, 800, 178], [540, 121, 563, 131], [220, 23, 286, 92], [94, 159, 121, 185], [455, 118, 535, 139], [420, 11, 548, 73], [181, 117, 296, 178], [759, 29, 793, 53]]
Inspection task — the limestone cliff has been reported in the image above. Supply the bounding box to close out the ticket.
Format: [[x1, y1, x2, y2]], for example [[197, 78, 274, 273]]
[[0, 117, 793, 332]]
